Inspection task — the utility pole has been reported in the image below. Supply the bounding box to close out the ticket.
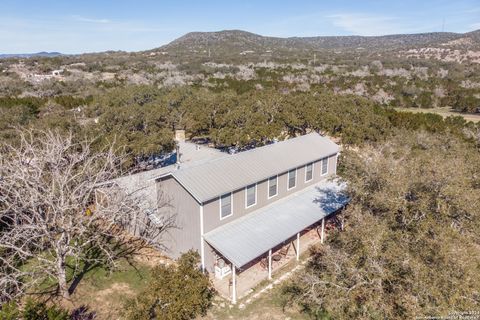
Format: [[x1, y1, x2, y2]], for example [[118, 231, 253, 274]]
[[313, 53, 316, 65]]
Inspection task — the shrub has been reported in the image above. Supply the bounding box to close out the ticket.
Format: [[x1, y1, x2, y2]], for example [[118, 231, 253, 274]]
[[22, 300, 69, 320], [0, 299, 70, 320], [0, 301, 20, 320], [123, 251, 214, 320]]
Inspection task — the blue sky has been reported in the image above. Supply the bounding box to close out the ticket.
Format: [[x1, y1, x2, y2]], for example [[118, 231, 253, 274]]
[[1, 0, 479, 53]]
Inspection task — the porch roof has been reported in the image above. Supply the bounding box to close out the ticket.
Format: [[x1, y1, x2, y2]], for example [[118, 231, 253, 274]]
[[203, 179, 349, 268]]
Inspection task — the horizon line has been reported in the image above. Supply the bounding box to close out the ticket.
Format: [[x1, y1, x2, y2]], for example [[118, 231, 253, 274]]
[[1, 27, 478, 56]]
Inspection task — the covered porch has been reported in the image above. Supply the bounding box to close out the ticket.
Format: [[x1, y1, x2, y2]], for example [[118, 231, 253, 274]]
[[204, 179, 349, 303], [212, 222, 330, 300]]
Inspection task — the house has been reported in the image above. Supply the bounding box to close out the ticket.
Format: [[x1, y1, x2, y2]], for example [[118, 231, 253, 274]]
[[111, 131, 349, 303]]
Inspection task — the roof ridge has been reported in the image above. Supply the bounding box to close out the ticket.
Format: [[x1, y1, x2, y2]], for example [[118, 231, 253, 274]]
[[170, 132, 339, 203], [174, 132, 321, 172]]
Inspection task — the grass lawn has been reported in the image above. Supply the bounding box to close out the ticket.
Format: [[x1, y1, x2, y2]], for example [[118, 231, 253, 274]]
[[62, 246, 309, 320], [394, 107, 480, 123], [68, 257, 307, 320], [67, 259, 152, 319], [64, 248, 169, 319]]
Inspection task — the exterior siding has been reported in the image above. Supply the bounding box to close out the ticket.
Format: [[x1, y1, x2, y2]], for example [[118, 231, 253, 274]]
[[328, 154, 337, 175], [154, 152, 337, 271], [202, 154, 338, 234], [156, 176, 201, 259], [204, 243, 217, 273]]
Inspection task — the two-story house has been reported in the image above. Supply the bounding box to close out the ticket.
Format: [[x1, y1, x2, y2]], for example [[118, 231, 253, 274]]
[[112, 132, 349, 303]]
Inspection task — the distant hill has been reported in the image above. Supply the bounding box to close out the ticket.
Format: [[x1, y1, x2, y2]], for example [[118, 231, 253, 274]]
[[0, 52, 63, 59], [153, 29, 480, 58]]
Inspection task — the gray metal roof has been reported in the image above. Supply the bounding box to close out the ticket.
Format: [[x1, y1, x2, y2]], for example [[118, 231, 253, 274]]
[[176, 141, 225, 164], [172, 133, 339, 203], [203, 179, 349, 268], [111, 142, 224, 209]]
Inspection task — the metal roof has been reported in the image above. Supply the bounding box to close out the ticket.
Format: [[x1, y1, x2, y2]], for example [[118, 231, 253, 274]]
[[110, 141, 224, 209], [203, 179, 349, 268], [172, 133, 339, 203], [176, 141, 225, 164]]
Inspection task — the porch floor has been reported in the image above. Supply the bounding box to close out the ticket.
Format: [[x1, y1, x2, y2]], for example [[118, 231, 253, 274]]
[[211, 226, 323, 301]]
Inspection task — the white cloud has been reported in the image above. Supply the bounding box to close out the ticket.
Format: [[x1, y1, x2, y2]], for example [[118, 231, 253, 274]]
[[326, 13, 411, 36]]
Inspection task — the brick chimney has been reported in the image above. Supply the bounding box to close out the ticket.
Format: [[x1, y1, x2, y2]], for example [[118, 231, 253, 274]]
[[174, 129, 185, 143], [174, 130, 185, 166]]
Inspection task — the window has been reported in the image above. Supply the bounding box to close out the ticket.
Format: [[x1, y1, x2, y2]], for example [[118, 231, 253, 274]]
[[245, 184, 257, 208], [321, 157, 328, 176], [288, 169, 297, 190], [220, 193, 232, 219], [268, 176, 278, 198], [305, 163, 314, 182]]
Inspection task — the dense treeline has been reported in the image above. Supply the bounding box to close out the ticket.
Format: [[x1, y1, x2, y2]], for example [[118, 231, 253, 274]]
[[1, 85, 478, 168], [282, 131, 480, 319], [2, 46, 480, 113], [87, 85, 479, 165]]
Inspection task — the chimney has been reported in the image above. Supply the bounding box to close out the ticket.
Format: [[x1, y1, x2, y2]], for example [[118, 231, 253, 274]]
[[174, 130, 185, 166], [174, 129, 185, 143]]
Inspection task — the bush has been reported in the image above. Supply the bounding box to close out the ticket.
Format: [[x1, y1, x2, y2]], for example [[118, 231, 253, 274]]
[[0, 299, 68, 320], [22, 300, 69, 320], [0, 300, 95, 320], [0, 301, 20, 320], [282, 131, 480, 319], [123, 251, 214, 320]]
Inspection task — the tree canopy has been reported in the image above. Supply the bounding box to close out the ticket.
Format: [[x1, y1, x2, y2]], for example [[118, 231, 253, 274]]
[[282, 130, 480, 319], [123, 251, 214, 320]]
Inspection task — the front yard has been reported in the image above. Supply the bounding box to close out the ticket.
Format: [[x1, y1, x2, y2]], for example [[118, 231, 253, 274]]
[[63, 245, 310, 320]]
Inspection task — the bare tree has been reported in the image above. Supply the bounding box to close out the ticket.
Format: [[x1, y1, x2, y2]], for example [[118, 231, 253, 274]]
[[0, 129, 175, 300]]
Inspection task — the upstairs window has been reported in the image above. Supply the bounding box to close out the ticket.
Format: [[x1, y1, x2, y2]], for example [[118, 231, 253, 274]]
[[288, 169, 297, 190], [220, 193, 232, 219], [245, 184, 257, 208], [268, 176, 278, 198], [321, 157, 328, 176], [305, 163, 314, 182]]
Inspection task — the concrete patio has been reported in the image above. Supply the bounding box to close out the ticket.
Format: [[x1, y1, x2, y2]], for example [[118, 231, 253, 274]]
[[211, 224, 327, 301]]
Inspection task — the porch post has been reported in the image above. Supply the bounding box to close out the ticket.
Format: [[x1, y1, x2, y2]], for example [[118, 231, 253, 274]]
[[199, 204, 205, 272], [321, 218, 325, 244], [296, 232, 300, 261], [232, 264, 237, 304], [268, 249, 272, 280]]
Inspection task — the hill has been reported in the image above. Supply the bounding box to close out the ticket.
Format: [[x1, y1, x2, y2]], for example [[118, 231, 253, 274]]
[[0, 51, 63, 59], [154, 29, 480, 58]]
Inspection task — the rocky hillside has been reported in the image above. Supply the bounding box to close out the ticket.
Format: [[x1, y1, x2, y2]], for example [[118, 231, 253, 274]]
[[155, 29, 479, 55]]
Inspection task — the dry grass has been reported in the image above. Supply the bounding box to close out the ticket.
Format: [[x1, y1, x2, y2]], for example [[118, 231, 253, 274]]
[[65, 261, 151, 319], [205, 289, 307, 320], [58, 245, 307, 320], [62, 249, 173, 320]]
